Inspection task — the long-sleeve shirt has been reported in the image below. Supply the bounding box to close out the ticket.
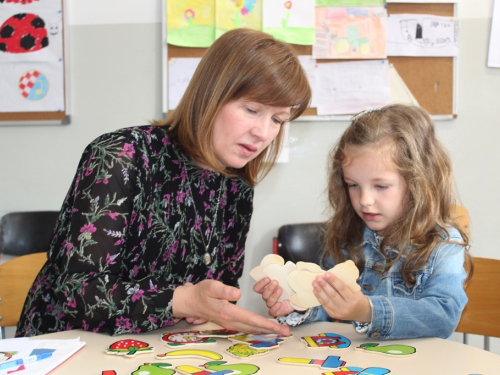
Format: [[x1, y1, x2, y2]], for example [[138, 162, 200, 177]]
[[16, 125, 254, 337]]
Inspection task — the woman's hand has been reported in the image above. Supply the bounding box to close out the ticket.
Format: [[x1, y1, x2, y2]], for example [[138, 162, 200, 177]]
[[313, 272, 371, 323], [173, 280, 290, 336], [253, 277, 295, 317]]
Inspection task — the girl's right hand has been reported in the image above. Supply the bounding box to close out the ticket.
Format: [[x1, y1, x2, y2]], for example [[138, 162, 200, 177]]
[[253, 277, 295, 317]]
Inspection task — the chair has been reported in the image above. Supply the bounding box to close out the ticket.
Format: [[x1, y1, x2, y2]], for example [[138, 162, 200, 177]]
[[274, 222, 327, 264], [0, 252, 47, 339], [455, 257, 500, 351], [0, 211, 59, 256]]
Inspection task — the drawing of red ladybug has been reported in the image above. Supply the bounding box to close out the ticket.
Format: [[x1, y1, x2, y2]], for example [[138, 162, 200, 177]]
[[0, 1, 40, 4], [0, 13, 48, 53]]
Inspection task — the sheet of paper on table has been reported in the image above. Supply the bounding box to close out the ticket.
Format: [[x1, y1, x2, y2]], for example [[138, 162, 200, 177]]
[[0, 337, 85, 375]]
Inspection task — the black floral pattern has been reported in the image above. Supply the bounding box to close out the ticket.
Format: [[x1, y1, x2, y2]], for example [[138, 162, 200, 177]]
[[16, 125, 253, 337]]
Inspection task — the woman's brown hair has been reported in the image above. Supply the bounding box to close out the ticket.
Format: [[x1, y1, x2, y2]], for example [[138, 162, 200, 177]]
[[324, 104, 473, 285], [154, 28, 311, 186]]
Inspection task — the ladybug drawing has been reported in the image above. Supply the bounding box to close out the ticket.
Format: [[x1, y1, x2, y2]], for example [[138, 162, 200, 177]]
[[105, 339, 154, 358], [0, 13, 49, 53], [0, 0, 40, 4]]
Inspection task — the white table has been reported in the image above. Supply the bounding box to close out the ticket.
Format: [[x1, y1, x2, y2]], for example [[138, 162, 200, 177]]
[[30, 320, 500, 374]]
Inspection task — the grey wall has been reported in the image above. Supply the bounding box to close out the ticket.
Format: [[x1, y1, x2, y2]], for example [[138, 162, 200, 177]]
[[1, 7, 499, 351]]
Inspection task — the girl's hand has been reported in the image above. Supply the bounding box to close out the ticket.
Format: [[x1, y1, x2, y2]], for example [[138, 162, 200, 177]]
[[313, 272, 372, 323], [253, 277, 295, 317], [173, 280, 290, 336]]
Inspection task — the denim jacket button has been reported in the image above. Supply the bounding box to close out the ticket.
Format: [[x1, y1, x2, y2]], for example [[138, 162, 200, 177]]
[[371, 332, 381, 338], [362, 285, 374, 292]]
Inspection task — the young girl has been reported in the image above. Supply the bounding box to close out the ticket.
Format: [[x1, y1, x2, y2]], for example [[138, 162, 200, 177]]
[[254, 104, 473, 340]]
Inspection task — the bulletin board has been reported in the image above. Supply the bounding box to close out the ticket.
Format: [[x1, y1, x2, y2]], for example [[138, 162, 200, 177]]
[[164, 1, 457, 119], [0, 0, 69, 125]]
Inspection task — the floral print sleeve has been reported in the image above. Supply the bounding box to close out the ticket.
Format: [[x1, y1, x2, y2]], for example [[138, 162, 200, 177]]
[[16, 126, 254, 337]]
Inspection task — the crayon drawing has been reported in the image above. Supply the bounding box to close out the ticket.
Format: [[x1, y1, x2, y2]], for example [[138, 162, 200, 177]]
[[263, 0, 315, 45], [316, 0, 386, 6], [313, 7, 387, 59], [215, 0, 262, 39], [167, 0, 215, 47]]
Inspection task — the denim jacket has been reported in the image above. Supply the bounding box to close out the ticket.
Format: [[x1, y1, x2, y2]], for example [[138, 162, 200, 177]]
[[301, 226, 468, 340]]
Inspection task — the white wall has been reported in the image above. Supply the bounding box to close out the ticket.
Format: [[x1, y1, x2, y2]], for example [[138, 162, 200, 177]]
[[1, 0, 499, 351]]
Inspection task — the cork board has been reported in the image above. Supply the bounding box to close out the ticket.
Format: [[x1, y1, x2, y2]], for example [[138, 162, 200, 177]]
[[166, 2, 456, 118]]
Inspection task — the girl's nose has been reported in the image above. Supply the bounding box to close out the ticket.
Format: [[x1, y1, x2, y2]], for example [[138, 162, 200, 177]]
[[360, 189, 374, 207]]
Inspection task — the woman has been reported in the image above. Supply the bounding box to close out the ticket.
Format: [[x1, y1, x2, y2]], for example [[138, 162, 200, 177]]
[[16, 28, 311, 337]]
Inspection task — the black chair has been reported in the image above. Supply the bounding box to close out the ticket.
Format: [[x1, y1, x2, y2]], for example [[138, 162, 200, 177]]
[[0, 211, 59, 256], [275, 222, 327, 264]]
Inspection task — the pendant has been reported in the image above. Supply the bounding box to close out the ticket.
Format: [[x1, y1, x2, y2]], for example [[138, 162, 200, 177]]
[[204, 252, 211, 266]]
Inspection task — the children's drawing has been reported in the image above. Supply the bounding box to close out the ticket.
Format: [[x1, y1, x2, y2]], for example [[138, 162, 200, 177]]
[[313, 7, 387, 59], [278, 355, 346, 369], [161, 331, 217, 347], [105, 339, 154, 358], [166, 0, 215, 47], [156, 349, 223, 361], [0, 13, 48, 53], [301, 333, 351, 350], [19, 69, 48, 100], [356, 343, 417, 357], [131, 363, 175, 375], [321, 367, 391, 375], [226, 343, 269, 359], [263, 0, 315, 45], [387, 13, 458, 57], [215, 0, 262, 39], [316, 0, 385, 6], [177, 360, 260, 375]]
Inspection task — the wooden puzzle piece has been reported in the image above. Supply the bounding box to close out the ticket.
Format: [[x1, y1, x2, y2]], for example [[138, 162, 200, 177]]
[[288, 260, 360, 309], [102, 371, 117, 375], [225, 343, 269, 359], [0, 352, 16, 362], [261, 261, 296, 301], [249, 254, 284, 281], [228, 334, 289, 349], [161, 331, 217, 347], [322, 366, 391, 375], [105, 339, 154, 357], [278, 355, 346, 369], [196, 329, 242, 338], [177, 360, 261, 375], [301, 333, 351, 350], [157, 349, 223, 361], [355, 343, 416, 357], [131, 363, 175, 375]]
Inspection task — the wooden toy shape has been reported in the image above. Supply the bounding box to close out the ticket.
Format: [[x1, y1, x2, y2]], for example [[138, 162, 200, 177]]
[[131, 363, 175, 375], [226, 343, 269, 359], [161, 331, 217, 347], [197, 329, 242, 338], [105, 339, 154, 357], [249, 254, 284, 281], [261, 261, 297, 301], [228, 334, 287, 350], [156, 349, 223, 361], [288, 260, 360, 309], [321, 366, 391, 375], [177, 360, 261, 375], [355, 343, 416, 357], [278, 355, 346, 369], [102, 371, 117, 375], [301, 333, 351, 350]]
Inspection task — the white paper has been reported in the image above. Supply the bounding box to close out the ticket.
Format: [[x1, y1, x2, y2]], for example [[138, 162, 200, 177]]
[[0, 61, 65, 112], [276, 122, 289, 163], [0, 337, 85, 375], [389, 64, 419, 106], [488, 0, 500, 68], [387, 13, 459, 57], [167, 57, 201, 111], [298, 55, 318, 109], [315, 60, 390, 116]]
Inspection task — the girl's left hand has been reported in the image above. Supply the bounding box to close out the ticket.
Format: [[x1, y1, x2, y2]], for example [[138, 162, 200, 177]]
[[313, 272, 371, 323]]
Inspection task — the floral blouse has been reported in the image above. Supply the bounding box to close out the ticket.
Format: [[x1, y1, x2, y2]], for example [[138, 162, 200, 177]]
[[16, 125, 254, 337]]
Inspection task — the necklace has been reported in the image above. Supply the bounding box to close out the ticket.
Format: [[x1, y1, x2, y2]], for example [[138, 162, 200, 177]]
[[187, 171, 225, 266]]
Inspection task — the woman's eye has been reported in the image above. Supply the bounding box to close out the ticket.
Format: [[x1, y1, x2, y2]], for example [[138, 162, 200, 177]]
[[272, 117, 283, 125], [246, 107, 257, 114]]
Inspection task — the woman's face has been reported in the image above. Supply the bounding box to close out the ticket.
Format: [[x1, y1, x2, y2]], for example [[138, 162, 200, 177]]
[[211, 98, 291, 169]]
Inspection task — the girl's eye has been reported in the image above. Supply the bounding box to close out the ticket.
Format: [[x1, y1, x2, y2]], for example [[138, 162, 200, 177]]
[[375, 185, 388, 190], [346, 183, 358, 189]]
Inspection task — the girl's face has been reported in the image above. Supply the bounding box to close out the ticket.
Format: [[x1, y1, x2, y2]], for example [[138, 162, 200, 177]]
[[211, 98, 291, 170], [342, 144, 407, 236]]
